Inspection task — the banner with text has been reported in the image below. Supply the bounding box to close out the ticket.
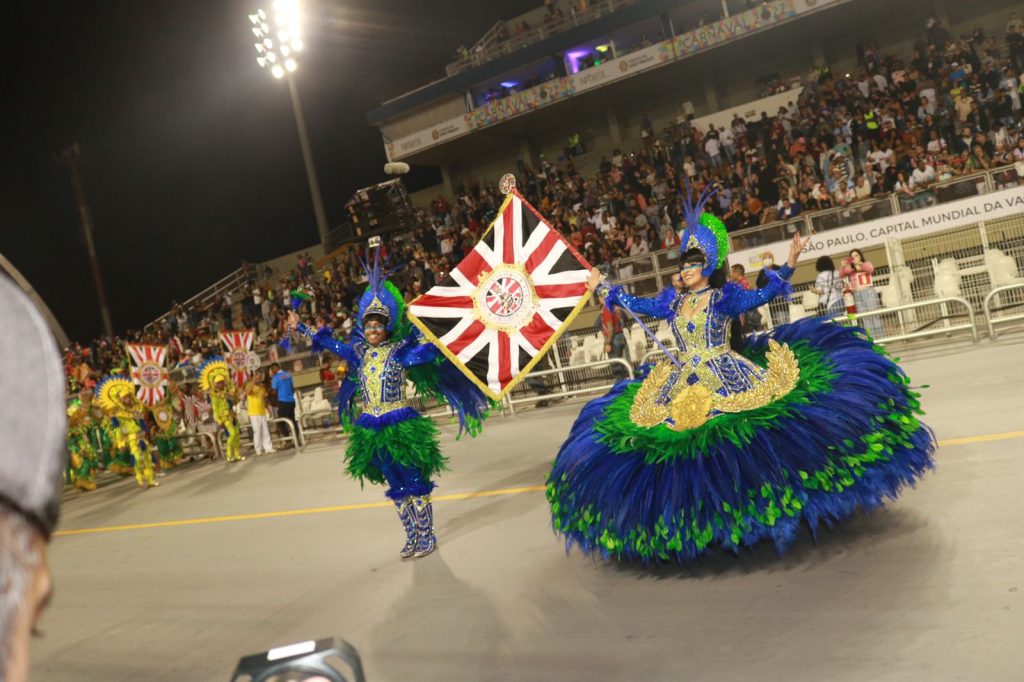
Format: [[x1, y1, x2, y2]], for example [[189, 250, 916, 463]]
[[466, 77, 577, 129], [571, 41, 676, 95], [383, 0, 844, 160], [674, 0, 799, 56], [731, 186, 1024, 273], [388, 114, 472, 160]]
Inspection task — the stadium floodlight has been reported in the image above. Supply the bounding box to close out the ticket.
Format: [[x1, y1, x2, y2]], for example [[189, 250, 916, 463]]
[[246, 1, 329, 243], [251, 0, 304, 78]]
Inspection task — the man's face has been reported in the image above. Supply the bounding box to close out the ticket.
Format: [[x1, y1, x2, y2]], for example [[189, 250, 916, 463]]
[[364, 320, 388, 347], [4, 535, 52, 682]]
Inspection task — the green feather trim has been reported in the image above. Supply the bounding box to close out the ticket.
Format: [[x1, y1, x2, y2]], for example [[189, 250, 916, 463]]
[[594, 341, 837, 465], [344, 417, 446, 486], [699, 212, 730, 268], [406, 360, 494, 438], [549, 400, 926, 559], [382, 280, 411, 341]]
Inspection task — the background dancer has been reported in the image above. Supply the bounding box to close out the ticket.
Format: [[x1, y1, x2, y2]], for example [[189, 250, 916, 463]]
[[95, 376, 158, 489], [200, 359, 245, 463]]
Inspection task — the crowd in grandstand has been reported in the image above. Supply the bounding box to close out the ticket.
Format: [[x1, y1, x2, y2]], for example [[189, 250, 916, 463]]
[[64, 14, 1024, 409]]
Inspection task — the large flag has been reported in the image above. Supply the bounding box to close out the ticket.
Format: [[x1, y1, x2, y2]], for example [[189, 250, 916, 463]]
[[219, 330, 257, 386], [408, 189, 591, 401], [126, 344, 169, 407]]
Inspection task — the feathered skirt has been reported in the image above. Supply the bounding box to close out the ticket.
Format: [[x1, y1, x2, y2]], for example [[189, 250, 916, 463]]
[[546, 317, 936, 562], [344, 407, 446, 500]]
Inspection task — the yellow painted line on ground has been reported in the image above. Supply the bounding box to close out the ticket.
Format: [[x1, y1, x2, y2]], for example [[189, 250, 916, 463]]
[[936, 430, 1024, 447], [54, 430, 1024, 538], [53, 485, 547, 537]]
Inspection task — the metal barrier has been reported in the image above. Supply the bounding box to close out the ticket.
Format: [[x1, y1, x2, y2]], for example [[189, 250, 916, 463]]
[[296, 409, 342, 447], [218, 417, 302, 454], [984, 283, 1024, 340], [640, 348, 679, 366], [505, 359, 634, 414], [832, 296, 978, 344], [172, 431, 221, 459]]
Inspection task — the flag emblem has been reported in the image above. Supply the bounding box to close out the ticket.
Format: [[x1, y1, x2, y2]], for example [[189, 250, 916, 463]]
[[408, 190, 592, 400], [126, 344, 169, 406], [219, 330, 256, 385]]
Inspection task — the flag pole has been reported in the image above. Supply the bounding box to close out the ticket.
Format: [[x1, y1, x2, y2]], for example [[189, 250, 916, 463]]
[[613, 303, 684, 370]]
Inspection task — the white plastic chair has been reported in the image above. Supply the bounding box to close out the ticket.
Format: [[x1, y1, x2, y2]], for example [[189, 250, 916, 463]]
[[983, 249, 1024, 286], [800, 290, 818, 315], [583, 334, 604, 362], [786, 303, 806, 322], [934, 272, 962, 297]]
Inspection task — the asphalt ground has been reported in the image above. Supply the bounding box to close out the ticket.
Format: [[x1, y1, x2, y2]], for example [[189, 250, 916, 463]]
[[32, 336, 1024, 681]]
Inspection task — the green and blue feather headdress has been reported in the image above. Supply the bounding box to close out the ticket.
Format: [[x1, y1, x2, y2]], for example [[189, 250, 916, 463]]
[[357, 249, 407, 339], [680, 180, 729, 277]]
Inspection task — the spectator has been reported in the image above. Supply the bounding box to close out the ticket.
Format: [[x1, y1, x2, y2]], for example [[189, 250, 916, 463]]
[[600, 304, 629, 379], [814, 255, 845, 318], [270, 362, 296, 444], [246, 370, 275, 456], [840, 248, 884, 339]]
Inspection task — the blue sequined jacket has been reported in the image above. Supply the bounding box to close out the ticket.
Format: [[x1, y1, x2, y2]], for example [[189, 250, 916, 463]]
[[598, 265, 793, 401], [296, 322, 439, 426]]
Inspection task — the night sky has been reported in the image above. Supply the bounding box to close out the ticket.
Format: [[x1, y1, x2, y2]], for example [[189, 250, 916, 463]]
[[2, 0, 537, 342]]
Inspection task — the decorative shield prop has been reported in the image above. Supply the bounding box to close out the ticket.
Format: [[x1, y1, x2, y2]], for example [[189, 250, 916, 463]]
[[408, 188, 592, 400], [152, 404, 174, 432], [126, 344, 169, 407], [219, 330, 256, 385]]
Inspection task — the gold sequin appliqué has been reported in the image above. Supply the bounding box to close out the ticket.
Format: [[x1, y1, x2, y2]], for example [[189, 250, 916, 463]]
[[627, 340, 801, 429], [713, 340, 800, 413], [667, 385, 714, 431], [629, 361, 676, 427]]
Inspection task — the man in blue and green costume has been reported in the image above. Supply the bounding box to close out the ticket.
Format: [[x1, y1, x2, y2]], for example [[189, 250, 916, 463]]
[[288, 254, 489, 559]]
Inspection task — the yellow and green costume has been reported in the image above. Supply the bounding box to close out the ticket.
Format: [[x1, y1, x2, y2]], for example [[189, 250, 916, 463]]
[[151, 397, 183, 468], [96, 376, 156, 488], [200, 358, 244, 462], [67, 399, 99, 491]]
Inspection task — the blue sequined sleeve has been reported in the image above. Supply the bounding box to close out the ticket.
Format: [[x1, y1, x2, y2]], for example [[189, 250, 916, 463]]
[[397, 327, 441, 367], [597, 281, 676, 320], [295, 322, 360, 365], [717, 265, 794, 317]]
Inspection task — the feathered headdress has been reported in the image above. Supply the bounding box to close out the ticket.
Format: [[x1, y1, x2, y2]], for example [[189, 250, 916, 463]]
[[95, 375, 136, 411], [198, 357, 232, 391], [357, 249, 407, 338], [680, 180, 730, 277]]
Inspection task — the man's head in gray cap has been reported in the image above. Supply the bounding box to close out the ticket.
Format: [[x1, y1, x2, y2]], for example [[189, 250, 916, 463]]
[[0, 276, 67, 682]]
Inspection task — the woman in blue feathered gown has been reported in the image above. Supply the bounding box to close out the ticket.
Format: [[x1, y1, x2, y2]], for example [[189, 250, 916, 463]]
[[546, 190, 936, 563]]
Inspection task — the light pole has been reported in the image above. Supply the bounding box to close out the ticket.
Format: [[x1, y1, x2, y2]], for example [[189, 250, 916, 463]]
[[250, 1, 330, 244], [60, 143, 115, 341]]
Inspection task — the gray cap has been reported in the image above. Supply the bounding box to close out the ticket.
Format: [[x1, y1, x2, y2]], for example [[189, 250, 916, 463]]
[[0, 275, 67, 537]]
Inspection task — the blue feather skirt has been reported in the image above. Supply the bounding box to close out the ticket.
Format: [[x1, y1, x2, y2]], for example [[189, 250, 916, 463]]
[[546, 318, 936, 562]]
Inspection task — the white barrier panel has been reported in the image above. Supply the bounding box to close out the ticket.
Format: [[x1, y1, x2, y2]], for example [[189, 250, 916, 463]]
[[984, 284, 1024, 339], [732, 185, 1024, 273]]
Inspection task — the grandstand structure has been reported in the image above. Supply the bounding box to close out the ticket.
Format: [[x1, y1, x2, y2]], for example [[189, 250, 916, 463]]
[[140, 0, 1024, 436], [370, 0, 1015, 191]]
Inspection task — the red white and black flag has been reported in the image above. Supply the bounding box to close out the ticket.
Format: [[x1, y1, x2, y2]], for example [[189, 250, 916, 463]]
[[126, 344, 169, 407], [408, 189, 592, 400]]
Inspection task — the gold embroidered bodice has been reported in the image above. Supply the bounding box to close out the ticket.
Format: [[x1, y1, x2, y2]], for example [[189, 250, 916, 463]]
[[630, 291, 799, 430]]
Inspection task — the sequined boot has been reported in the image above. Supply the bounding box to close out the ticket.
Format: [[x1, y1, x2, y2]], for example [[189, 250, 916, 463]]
[[409, 495, 436, 558], [395, 498, 416, 558]]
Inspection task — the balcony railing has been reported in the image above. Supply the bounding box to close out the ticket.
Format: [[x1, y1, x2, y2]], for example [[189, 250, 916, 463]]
[[445, 0, 642, 76], [726, 164, 1022, 250]]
